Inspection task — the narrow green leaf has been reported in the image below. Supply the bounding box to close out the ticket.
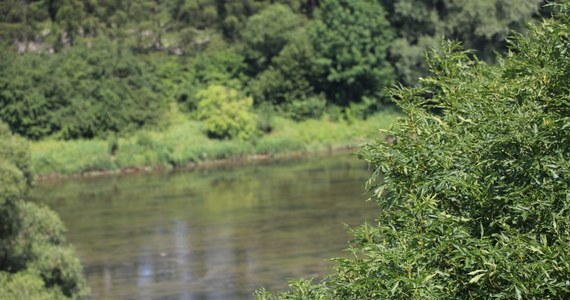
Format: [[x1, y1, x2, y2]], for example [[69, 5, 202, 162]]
[[469, 273, 486, 284]]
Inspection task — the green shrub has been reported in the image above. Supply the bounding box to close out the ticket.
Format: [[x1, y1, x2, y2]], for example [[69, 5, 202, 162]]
[[181, 46, 248, 109], [0, 123, 33, 185], [347, 97, 379, 120], [253, 103, 279, 134], [0, 271, 64, 300], [196, 84, 257, 140], [261, 3, 570, 299]]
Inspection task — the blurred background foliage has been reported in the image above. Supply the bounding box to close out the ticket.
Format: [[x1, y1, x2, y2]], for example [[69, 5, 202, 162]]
[[0, 0, 546, 141]]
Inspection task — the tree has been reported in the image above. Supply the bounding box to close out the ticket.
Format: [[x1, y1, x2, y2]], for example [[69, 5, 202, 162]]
[[0, 0, 50, 50], [310, 0, 395, 105], [250, 28, 318, 107], [52, 0, 86, 47], [196, 84, 256, 140], [380, 0, 544, 85], [243, 4, 306, 73], [0, 122, 89, 299], [0, 40, 167, 139], [258, 2, 570, 298]]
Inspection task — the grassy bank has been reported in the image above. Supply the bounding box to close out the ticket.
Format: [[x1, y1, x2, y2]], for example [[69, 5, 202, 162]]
[[31, 111, 400, 178]]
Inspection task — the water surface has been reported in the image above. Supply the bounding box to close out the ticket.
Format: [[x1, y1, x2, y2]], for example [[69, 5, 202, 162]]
[[31, 155, 378, 299]]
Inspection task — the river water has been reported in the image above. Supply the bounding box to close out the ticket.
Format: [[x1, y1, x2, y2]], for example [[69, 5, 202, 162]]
[[30, 155, 378, 299]]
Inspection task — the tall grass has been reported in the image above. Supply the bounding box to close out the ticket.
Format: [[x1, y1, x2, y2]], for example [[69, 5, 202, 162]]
[[31, 140, 115, 175], [31, 110, 400, 177]]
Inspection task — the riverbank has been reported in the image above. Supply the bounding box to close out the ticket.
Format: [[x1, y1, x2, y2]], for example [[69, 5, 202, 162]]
[[31, 111, 400, 180]]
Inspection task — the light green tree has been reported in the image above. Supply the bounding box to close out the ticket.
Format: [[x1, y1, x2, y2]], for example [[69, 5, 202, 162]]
[[196, 84, 256, 140]]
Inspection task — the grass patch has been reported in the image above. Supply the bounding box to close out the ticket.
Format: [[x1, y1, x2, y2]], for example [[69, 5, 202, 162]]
[[31, 140, 115, 175], [31, 110, 401, 177]]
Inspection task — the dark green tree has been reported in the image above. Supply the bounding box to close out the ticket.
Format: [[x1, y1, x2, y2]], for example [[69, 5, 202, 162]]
[[243, 4, 306, 73], [125, 0, 169, 50], [249, 28, 321, 113], [0, 122, 89, 299], [380, 0, 544, 85], [310, 0, 395, 105], [52, 0, 85, 47], [0, 0, 50, 50]]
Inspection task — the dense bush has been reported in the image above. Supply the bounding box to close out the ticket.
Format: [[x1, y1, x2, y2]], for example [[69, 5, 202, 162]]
[[258, 2, 570, 298], [175, 47, 247, 112], [286, 96, 327, 121], [0, 122, 89, 299], [196, 85, 257, 140], [0, 40, 166, 140]]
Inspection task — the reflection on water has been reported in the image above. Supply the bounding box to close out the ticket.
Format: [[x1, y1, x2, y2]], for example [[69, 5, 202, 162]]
[[30, 155, 378, 299]]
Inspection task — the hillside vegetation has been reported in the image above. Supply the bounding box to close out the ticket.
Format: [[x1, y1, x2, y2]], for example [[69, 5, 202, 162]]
[[0, 0, 544, 141]]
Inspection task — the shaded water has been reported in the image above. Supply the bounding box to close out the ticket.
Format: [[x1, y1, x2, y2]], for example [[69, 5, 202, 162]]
[[30, 155, 378, 299]]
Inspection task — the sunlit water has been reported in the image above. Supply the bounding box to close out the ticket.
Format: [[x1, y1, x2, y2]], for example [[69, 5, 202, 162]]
[[30, 155, 378, 299]]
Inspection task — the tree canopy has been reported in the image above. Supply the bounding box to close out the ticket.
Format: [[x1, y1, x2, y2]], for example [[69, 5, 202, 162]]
[[381, 0, 545, 85], [0, 0, 547, 140], [310, 0, 395, 105], [0, 123, 89, 299]]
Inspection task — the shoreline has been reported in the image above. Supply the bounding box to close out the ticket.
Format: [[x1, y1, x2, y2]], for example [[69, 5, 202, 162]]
[[31, 111, 400, 183], [35, 145, 358, 182]]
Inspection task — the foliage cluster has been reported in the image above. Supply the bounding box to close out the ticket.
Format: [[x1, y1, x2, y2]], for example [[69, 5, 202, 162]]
[[380, 0, 544, 85], [196, 85, 256, 140], [310, 0, 395, 105], [0, 122, 89, 299], [258, 2, 570, 299], [0, 40, 166, 140], [0, 0, 546, 141]]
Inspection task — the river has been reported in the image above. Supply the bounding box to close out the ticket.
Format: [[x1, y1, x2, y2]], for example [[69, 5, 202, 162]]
[[30, 154, 378, 299]]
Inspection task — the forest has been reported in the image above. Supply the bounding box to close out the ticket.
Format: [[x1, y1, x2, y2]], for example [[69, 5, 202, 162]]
[[2, 0, 569, 299], [1, 0, 544, 141]]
